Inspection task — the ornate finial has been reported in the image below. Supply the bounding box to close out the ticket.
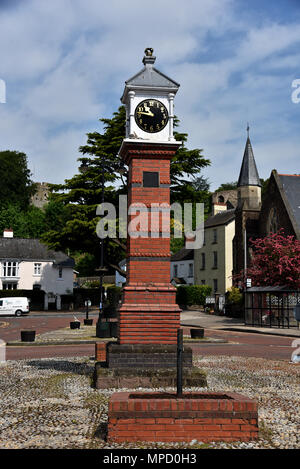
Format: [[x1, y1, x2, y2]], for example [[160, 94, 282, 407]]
[[143, 48, 156, 65], [247, 122, 250, 138], [144, 47, 154, 57]]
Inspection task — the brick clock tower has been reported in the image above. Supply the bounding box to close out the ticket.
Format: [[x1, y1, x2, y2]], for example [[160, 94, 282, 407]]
[[94, 49, 199, 382], [117, 48, 181, 346]]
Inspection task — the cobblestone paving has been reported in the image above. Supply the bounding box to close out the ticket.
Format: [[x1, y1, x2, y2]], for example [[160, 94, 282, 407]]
[[0, 356, 299, 449]]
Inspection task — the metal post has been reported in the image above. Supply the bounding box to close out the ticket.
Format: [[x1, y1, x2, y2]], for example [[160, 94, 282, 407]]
[[177, 328, 183, 397], [244, 228, 247, 325], [98, 165, 105, 325], [86, 301, 89, 321]]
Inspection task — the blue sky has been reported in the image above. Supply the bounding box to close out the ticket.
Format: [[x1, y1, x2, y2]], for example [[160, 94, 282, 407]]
[[0, 0, 299, 191]]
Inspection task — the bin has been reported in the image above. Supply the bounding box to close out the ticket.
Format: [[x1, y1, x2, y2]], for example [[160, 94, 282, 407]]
[[70, 321, 80, 329], [96, 321, 110, 338], [190, 328, 204, 339], [21, 331, 36, 342]]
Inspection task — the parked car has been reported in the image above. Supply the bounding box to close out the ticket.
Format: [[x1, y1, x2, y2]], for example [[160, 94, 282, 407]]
[[0, 297, 30, 316]]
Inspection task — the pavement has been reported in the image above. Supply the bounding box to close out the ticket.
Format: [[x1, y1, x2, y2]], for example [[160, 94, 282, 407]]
[[5, 309, 299, 347], [180, 309, 300, 338]]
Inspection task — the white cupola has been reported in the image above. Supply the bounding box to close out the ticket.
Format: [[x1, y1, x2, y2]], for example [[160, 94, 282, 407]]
[[121, 48, 180, 142]]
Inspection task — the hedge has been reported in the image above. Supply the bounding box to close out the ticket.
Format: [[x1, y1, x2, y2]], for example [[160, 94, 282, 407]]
[[176, 285, 212, 306]]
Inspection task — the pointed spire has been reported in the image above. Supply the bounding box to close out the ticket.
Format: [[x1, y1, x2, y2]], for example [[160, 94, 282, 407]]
[[237, 127, 261, 187]]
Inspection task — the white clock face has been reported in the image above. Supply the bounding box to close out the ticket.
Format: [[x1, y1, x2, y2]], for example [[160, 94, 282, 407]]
[[134, 99, 169, 133]]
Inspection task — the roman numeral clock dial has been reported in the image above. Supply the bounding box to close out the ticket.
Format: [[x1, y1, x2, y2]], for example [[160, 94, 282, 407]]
[[134, 99, 169, 133]]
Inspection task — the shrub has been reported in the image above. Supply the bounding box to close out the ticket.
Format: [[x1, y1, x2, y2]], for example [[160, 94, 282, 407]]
[[226, 286, 243, 305], [106, 286, 122, 309], [73, 288, 101, 307], [176, 285, 212, 306]]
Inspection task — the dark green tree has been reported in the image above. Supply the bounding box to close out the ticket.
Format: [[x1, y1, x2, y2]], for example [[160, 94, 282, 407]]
[[215, 181, 238, 192], [0, 150, 36, 210], [0, 203, 45, 238], [42, 106, 211, 272]]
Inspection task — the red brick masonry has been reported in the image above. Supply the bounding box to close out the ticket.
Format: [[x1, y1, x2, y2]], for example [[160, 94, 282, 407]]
[[95, 342, 107, 362], [118, 141, 182, 345], [108, 392, 259, 443]]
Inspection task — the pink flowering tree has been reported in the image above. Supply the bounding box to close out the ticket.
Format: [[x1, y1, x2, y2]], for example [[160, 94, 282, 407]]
[[237, 229, 300, 289]]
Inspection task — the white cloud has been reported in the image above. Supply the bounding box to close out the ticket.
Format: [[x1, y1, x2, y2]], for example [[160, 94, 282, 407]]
[[0, 0, 299, 191]]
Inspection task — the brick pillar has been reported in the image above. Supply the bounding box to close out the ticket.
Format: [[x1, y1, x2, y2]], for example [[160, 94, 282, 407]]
[[118, 141, 181, 345]]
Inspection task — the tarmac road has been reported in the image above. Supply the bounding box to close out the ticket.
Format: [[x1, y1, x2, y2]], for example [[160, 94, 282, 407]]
[[1, 311, 298, 362], [0, 312, 99, 343]]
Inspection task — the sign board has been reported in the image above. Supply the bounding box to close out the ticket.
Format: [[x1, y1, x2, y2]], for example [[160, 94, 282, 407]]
[[206, 296, 215, 304], [246, 278, 252, 288], [85, 300, 92, 307], [219, 295, 225, 308]]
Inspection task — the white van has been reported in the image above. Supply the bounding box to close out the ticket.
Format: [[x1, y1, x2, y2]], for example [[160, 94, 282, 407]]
[[0, 297, 30, 316]]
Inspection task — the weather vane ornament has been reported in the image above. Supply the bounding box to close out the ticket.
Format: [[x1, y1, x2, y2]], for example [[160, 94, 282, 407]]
[[144, 47, 154, 57]]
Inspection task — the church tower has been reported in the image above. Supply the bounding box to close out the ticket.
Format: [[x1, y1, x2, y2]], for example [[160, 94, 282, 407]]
[[233, 128, 261, 278]]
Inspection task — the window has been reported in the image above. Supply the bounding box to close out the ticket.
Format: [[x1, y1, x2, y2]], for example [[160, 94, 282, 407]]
[[213, 251, 218, 269], [201, 253, 205, 270], [188, 263, 193, 278], [203, 230, 206, 245], [3, 262, 19, 277], [201, 279, 206, 285], [173, 264, 178, 278], [34, 263, 41, 275], [213, 279, 218, 293], [58, 267, 63, 279], [213, 229, 218, 243], [3, 283, 17, 290]]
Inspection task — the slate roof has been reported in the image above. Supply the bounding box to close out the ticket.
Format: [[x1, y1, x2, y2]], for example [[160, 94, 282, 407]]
[[204, 209, 235, 229], [0, 237, 75, 267], [171, 248, 194, 262], [237, 137, 261, 187], [121, 52, 179, 103], [278, 174, 300, 230]]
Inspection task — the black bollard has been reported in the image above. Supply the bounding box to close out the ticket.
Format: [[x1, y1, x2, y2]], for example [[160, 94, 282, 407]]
[[85, 300, 89, 321], [177, 328, 183, 397]]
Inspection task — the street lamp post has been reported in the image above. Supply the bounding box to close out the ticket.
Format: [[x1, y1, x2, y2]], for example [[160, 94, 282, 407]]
[[95, 163, 111, 338], [98, 164, 105, 327], [80, 159, 108, 337]]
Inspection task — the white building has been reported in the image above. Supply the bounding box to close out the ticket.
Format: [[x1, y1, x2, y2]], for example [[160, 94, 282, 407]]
[[170, 248, 194, 285], [194, 207, 235, 295], [0, 229, 74, 310]]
